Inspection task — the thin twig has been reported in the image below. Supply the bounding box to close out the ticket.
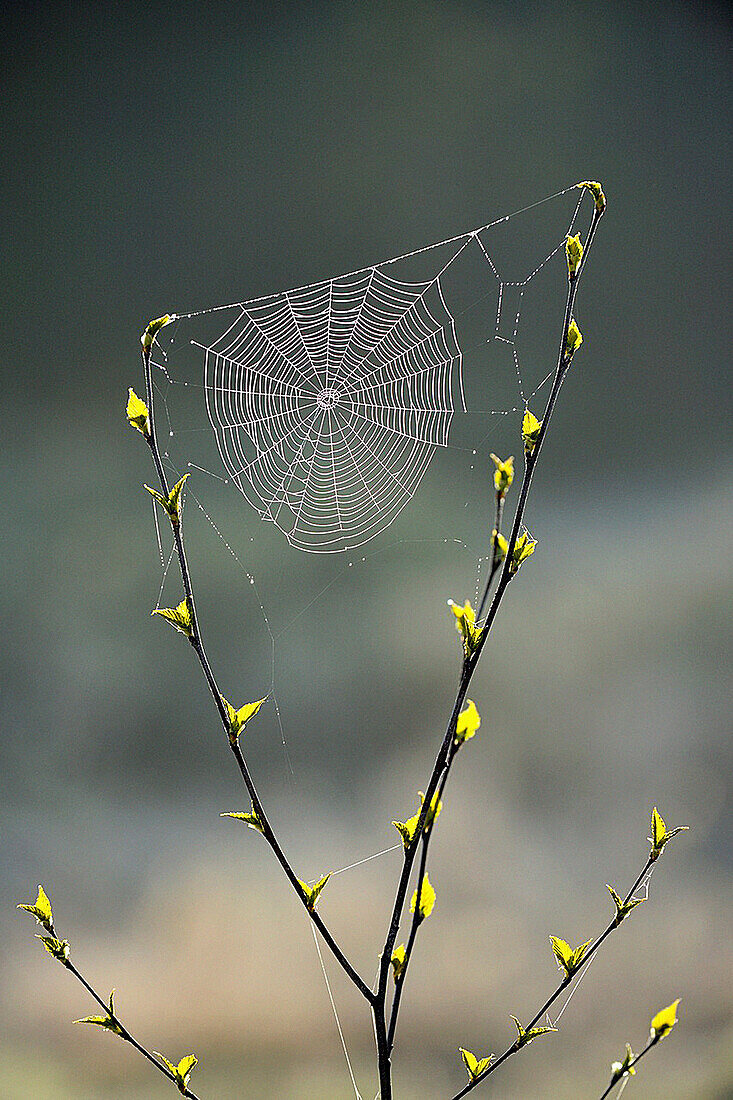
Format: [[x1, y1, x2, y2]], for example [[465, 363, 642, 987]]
[[597, 1034, 660, 1100], [141, 348, 374, 1005], [371, 201, 605, 1098], [387, 490, 506, 1044], [63, 959, 202, 1100], [447, 854, 654, 1099], [476, 493, 505, 622]]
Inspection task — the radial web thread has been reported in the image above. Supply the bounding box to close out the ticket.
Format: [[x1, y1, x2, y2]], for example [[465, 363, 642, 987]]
[[197, 258, 467, 553]]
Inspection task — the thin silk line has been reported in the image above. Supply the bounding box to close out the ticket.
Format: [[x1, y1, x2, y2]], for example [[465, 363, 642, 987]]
[[310, 925, 363, 1100], [177, 184, 577, 316]]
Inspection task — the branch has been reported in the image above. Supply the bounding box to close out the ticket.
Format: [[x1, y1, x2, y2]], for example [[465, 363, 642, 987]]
[[66, 960, 203, 1099], [597, 1037, 658, 1100], [597, 996, 681, 1099], [373, 200, 605, 1093], [140, 347, 374, 1004], [447, 854, 655, 1099], [388, 485, 507, 1044], [17, 886, 202, 1100]]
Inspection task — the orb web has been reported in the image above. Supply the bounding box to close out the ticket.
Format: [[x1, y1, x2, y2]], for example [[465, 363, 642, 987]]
[[199, 260, 466, 552], [157, 183, 587, 557]]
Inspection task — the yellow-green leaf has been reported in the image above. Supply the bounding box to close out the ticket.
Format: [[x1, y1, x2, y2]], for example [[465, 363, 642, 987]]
[[155, 1052, 178, 1075], [493, 530, 509, 563], [522, 408, 542, 454], [176, 1055, 198, 1084], [566, 233, 584, 278], [393, 791, 442, 850], [18, 884, 54, 933], [152, 598, 193, 639], [509, 530, 537, 575], [141, 314, 174, 350], [410, 873, 436, 922], [419, 790, 442, 830], [391, 943, 406, 983], [459, 1047, 494, 1080], [221, 695, 267, 742], [448, 599, 483, 658], [606, 883, 645, 924], [510, 1014, 557, 1047], [126, 388, 150, 436], [298, 873, 332, 911], [154, 1051, 198, 1093], [74, 989, 123, 1037], [392, 818, 417, 849], [490, 453, 514, 497], [36, 935, 70, 962], [577, 180, 607, 213], [145, 474, 190, 523], [648, 806, 688, 860], [455, 699, 480, 746], [550, 935, 591, 977], [565, 318, 583, 358], [611, 1043, 636, 1082], [221, 807, 264, 834], [650, 998, 680, 1039]]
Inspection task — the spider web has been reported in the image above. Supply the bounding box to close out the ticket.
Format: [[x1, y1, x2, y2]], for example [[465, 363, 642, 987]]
[[152, 183, 586, 561], [195, 254, 468, 552]]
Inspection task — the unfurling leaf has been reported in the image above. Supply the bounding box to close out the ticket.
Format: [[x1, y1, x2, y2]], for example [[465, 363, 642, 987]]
[[154, 1051, 198, 1094], [410, 873, 436, 922], [493, 530, 509, 563], [566, 233, 584, 278], [448, 599, 483, 658], [455, 699, 480, 746], [141, 314, 174, 350], [610, 1043, 636, 1083], [510, 1015, 557, 1047], [298, 873, 332, 911], [392, 819, 417, 849], [221, 695, 267, 744], [565, 318, 583, 359], [550, 935, 591, 978], [606, 883, 645, 924], [126, 388, 150, 436], [490, 453, 514, 497], [74, 989, 124, 1037], [391, 944, 406, 983], [522, 408, 542, 454], [418, 790, 442, 830], [460, 1047, 494, 1081], [36, 935, 70, 963], [152, 598, 193, 639], [18, 885, 54, 933], [650, 998, 680, 1040], [221, 807, 264, 834], [577, 179, 607, 213], [392, 791, 442, 850], [648, 806, 688, 860], [145, 474, 190, 523], [509, 530, 537, 575]]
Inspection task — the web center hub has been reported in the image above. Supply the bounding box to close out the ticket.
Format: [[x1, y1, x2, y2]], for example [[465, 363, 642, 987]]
[[316, 388, 341, 410]]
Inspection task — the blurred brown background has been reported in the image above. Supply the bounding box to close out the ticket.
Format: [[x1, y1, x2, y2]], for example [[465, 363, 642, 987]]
[[2, 2, 732, 1098]]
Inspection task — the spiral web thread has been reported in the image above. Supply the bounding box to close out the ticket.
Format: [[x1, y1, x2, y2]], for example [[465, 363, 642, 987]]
[[196, 251, 468, 553]]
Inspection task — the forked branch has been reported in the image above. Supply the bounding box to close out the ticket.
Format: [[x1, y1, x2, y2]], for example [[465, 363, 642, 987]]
[[372, 197, 605, 1099]]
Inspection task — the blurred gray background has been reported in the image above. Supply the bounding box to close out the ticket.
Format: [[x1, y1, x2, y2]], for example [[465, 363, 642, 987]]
[[2, 2, 731, 1098]]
